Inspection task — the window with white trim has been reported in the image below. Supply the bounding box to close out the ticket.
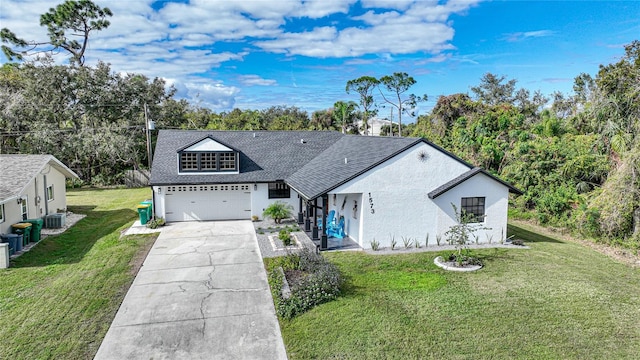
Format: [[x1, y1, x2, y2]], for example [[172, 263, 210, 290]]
[[46, 184, 54, 201], [20, 198, 28, 220], [461, 197, 485, 223], [0, 203, 5, 223]]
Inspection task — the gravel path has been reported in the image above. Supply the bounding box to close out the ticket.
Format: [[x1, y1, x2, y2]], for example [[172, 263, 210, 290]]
[[252, 217, 529, 258], [252, 218, 316, 258]]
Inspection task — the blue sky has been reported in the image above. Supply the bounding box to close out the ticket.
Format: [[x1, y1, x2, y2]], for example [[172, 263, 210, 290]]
[[1, 0, 638, 119]]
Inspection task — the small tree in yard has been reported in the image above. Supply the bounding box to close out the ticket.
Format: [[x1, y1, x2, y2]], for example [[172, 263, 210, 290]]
[[444, 204, 487, 266], [263, 201, 293, 224]]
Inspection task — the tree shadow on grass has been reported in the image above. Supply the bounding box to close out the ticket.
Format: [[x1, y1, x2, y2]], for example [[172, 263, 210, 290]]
[[507, 223, 563, 244], [10, 208, 138, 268]]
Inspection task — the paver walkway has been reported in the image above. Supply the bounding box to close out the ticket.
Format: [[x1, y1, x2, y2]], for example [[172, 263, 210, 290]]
[[94, 220, 287, 360]]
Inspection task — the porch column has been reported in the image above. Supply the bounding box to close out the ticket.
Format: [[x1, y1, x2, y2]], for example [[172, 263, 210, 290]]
[[304, 200, 311, 232], [312, 198, 319, 241], [297, 195, 304, 225], [320, 194, 328, 250]]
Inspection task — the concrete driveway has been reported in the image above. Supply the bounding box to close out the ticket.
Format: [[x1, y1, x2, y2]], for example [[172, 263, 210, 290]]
[[94, 221, 287, 360]]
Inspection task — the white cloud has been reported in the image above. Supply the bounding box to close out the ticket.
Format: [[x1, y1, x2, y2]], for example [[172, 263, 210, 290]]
[[181, 80, 240, 110], [0, 0, 483, 111], [255, 0, 478, 57], [255, 21, 455, 58], [238, 75, 278, 86], [504, 30, 555, 42], [293, 0, 356, 18], [360, 0, 416, 10]]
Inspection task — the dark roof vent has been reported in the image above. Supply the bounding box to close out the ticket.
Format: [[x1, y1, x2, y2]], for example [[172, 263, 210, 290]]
[[300, 139, 306, 144]]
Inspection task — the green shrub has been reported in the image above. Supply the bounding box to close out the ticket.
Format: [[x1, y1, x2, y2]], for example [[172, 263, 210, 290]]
[[263, 201, 294, 224], [146, 217, 165, 229], [279, 229, 292, 246], [402, 236, 413, 249], [268, 249, 343, 320]]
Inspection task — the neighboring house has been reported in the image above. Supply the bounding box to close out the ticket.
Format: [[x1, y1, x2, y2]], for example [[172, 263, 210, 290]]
[[150, 130, 521, 249], [0, 154, 79, 235]]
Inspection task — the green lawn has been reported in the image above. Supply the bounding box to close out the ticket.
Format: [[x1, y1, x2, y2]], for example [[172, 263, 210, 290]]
[[274, 224, 640, 359], [0, 188, 156, 360]]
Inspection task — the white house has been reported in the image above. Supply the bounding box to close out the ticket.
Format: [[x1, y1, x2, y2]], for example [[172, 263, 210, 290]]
[[150, 130, 521, 250], [0, 154, 79, 235]]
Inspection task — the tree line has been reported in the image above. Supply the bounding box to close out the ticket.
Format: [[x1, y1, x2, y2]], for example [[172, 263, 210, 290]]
[[412, 41, 640, 249]]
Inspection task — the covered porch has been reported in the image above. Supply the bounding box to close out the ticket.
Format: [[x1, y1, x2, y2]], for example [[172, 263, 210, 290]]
[[295, 192, 362, 251]]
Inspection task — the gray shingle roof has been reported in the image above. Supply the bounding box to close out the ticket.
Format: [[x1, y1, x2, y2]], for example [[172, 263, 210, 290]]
[[0, 154, 79, 203], [150, 130, 344, 185], [428, 167, 523, 199], [151, 130, 521, 201], [286, 136, 421, 199]]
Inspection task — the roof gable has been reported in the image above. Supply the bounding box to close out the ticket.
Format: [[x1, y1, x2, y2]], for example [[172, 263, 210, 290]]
[[428, 167, 523, 199], [0, 154, 79, 203], [180, 136, 234, 152], [286, 136, 423, 200]]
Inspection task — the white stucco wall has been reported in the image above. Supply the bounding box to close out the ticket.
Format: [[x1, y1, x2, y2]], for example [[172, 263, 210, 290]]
[[0, 201, 22, 235], [153, 183, 301, 221], [152, 186, 165, 218], [330, 142, 510, 249], [432, 173, 509, 244], [44, 169, 68, 216], [250, 183, 300, 220], [0, 166, 70, 234]]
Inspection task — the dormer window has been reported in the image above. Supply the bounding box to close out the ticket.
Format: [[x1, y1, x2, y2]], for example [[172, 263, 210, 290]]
[[178, 137, 239, 173], [179, 151, 237, 172]]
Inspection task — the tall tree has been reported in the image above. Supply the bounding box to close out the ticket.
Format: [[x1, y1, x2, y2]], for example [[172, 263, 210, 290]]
[[1, 0, 112, 66], [0, 61, 175, 183], [346, 76, 379, 135], [378, 72, 427, 136], [332, 100, 357, 134], [471, 73, 517, 105], [310, 109, 335, 130]]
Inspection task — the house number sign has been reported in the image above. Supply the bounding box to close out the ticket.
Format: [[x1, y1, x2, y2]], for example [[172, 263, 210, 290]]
[[368, 192, 375, 214]]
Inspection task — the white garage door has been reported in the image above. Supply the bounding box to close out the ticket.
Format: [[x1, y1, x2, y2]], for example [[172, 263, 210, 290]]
[[164, 184, 251, 222]]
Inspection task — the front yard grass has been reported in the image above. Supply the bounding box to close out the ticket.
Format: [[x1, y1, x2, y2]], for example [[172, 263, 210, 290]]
[[275, 223, 640, 359], [0, 188, 156, 359]]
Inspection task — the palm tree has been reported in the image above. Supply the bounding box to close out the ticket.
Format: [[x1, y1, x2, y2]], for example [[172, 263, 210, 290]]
[[310, 109, 336, 130], [333, 100, 357, 134]]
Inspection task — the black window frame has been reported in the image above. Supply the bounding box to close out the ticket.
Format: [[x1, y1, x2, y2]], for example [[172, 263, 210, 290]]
[[460, 197, 485, 223], [179, 151, 237, 173], [268, 182, 291, 199]]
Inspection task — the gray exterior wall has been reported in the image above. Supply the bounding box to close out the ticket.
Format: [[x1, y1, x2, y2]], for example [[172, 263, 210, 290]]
[[0, 168, 69, 235]]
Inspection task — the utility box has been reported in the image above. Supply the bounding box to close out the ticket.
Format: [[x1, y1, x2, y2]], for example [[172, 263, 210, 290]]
[[0, 243, 9, 269], [45, 213, 66, 229]]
